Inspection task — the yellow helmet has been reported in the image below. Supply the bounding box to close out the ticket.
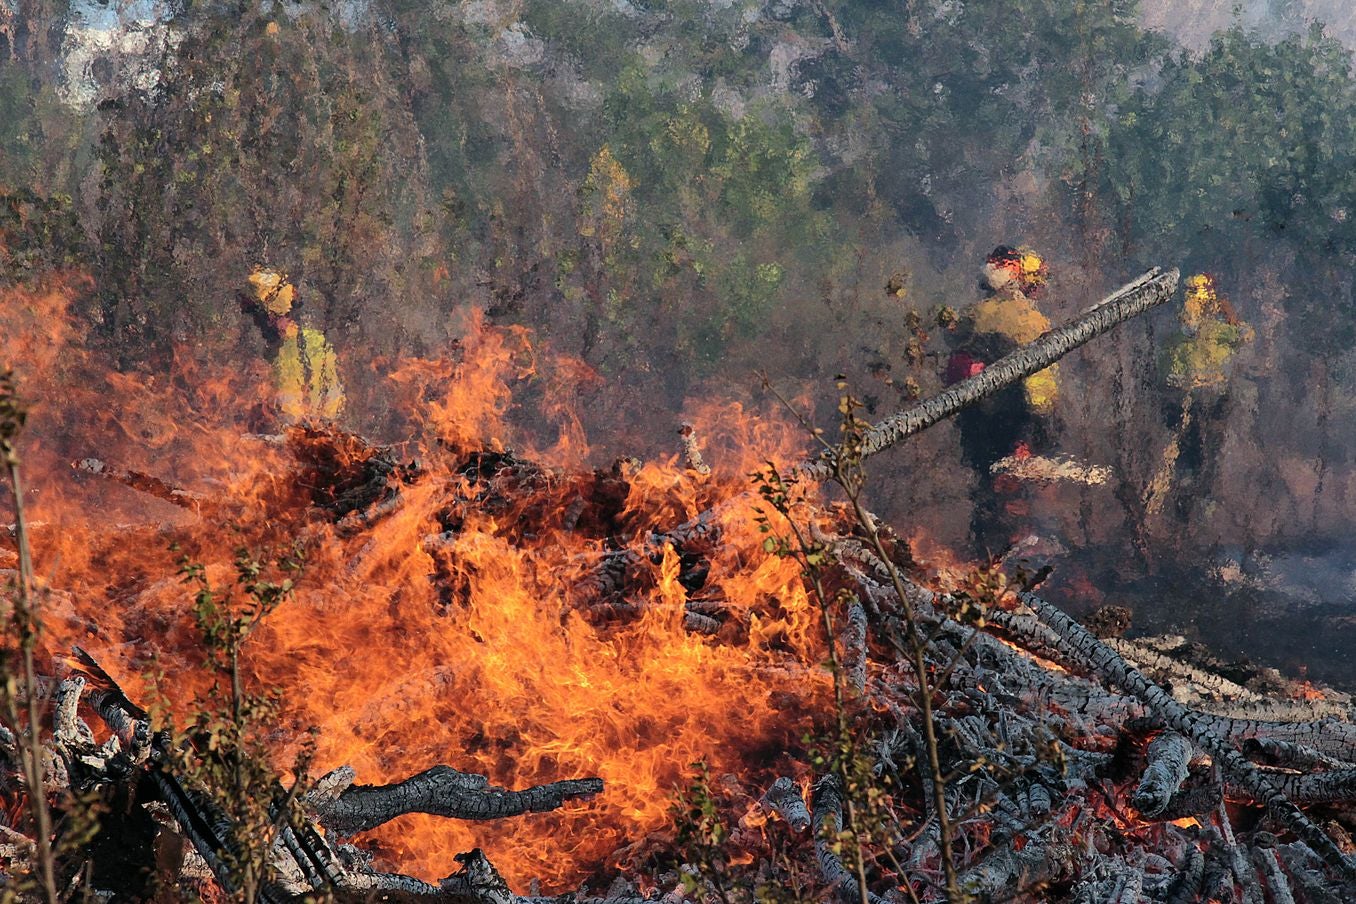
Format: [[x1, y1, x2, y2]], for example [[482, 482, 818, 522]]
[[983, 245, 1047, 294], [1182, 273, 1217, 326], [248, 267, 295, 316]]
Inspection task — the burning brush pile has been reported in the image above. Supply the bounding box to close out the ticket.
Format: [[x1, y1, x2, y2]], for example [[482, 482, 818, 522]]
[[6, 268, 1356, 902]]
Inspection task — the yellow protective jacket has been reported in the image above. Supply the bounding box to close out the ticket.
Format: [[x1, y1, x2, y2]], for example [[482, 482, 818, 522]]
[[967, 292, 1059, 414], [275, 323, 344, 421], [1163, 319, 1253, 390]]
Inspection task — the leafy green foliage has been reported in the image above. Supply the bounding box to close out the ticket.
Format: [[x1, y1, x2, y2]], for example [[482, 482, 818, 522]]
[[15, 0, 1356, 551], [669, 762, 735, 900], [1102, 24, 1356, 266], [93, 1, 441, 356], [0, 188, 85, 282], [668, 761, 811, 904], [182, 547, 301, 667]]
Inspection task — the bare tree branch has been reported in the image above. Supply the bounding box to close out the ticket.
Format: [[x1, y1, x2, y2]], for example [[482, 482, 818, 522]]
[[799, 268, 1179, 479]]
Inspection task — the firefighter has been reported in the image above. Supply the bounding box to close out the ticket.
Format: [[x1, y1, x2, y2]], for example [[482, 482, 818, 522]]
[[245, 267, 344, 422], [968, 246, 1058, 416], [1144, 273, 1252, 522], [1164, 274, 1253, 392], [946, 246, 1059, 553]]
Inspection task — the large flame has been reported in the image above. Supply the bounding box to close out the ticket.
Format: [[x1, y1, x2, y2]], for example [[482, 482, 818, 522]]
[[2, 282, 832, 889]]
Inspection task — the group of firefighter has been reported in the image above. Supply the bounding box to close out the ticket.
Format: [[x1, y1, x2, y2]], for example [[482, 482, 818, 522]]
[[239, 248, 1251, 554], [943, 246, 1251, 554]]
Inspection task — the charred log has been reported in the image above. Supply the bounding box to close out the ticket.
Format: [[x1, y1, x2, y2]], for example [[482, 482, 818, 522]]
[[72, 457, 206, 510], [760, 776, 811, 834], [311, 766, 604, 837], [811, 774, 888, 904], [1018, 589, 1356, 882], [1133, 731, 1193, 818], [1163, 845, 1205, 904]]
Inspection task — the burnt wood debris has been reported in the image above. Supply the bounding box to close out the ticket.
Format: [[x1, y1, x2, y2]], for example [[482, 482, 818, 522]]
[[11, 267, 1356, 901]]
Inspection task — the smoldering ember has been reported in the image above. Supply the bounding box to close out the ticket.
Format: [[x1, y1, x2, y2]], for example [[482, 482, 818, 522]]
[[2, 264, 1356, 904]]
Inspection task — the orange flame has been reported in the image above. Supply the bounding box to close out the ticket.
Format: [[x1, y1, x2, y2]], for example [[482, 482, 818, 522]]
[[2, 282, 831, 889], [1295, 680, 1327, 702]]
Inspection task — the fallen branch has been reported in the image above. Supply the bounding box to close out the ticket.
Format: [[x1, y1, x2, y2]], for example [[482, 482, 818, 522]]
[[72, 457, 206, 510], [311, 765, 605, 836], [800, 268, 1179, 478], [811, 774, 888, 904]]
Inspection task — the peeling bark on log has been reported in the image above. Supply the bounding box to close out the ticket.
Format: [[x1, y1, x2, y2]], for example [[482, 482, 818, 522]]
[[313, 765, 604, 836], [52, 675, 93, 750], [440, 849, 516, 904], [309, 764, 358, 802], [678, 423, 711, 476], [71, 647, 152, 763], [276, 823, 338, 891]]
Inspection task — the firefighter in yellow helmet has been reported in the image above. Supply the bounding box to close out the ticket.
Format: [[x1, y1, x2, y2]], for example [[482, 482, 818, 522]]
[[1165, 274, 1253, 391], [969, 246, 1058, 413], [245, 267, 344, 422], [1145, 273, 1253, 523], [945, 246, 1059, 553]]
